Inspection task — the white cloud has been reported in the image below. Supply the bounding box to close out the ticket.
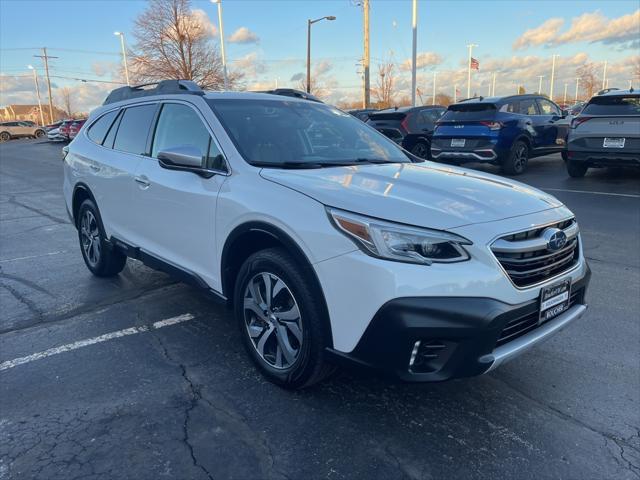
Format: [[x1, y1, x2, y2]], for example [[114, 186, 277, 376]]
[[400, 52, 443, 71], [233, 52, 266, 78], [228, 27, 259, 44], [513, 10, 640, 50], [189, 8, 218, 37]]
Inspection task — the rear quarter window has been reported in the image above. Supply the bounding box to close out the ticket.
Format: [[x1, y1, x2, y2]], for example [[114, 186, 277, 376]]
[[582, 96, 640, 115], [441, 103, 496, 121], [87, 110, 118, 145]]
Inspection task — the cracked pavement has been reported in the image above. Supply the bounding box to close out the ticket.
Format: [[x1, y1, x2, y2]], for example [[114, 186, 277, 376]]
[[1, 139, 639, 479]]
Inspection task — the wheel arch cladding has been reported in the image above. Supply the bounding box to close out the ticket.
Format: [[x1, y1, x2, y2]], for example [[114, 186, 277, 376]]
[[221, 221, 334, 348], [72, 183, 97, 227]]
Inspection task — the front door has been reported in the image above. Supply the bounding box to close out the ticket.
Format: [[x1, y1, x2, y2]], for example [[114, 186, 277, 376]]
[[130, 101, 228, 289]]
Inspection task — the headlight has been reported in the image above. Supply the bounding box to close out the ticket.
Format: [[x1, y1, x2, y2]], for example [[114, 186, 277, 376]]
[[328, 208, 472, 265]]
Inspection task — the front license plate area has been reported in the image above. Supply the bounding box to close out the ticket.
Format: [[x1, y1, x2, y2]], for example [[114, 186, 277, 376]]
[[603, 137, 625, 148], [539, 280, 571, 324], [451, 138, 466, 147]]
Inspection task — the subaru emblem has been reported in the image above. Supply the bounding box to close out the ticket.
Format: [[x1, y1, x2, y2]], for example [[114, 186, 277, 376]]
[[542, 228, 567, 251]]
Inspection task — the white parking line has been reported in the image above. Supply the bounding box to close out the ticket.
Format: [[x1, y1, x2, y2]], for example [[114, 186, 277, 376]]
[[542, 188, 640, 199], [0, 250, 68, 263], [0, 313, 194, 372]]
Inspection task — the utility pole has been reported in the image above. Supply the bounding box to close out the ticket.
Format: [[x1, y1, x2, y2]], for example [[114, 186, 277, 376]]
[[537, 75, 545, 94], [602, 60, 607, 90], [563, 83, 568, 105], [33, 48, 57, 124], [466, 43, 478, 98], [491, 72, 496, 96], [27, 65, 45, 126], [432, 70, 437, 105], [575, 77, 580, 103], [363, 0, 370, 108], [212, 0, 228, 90], [411, 0, 418, 107], [549, 54, 559, 100]]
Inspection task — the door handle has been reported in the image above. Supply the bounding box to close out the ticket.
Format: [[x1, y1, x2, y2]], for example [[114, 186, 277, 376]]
[[134, 176, 151, 188], [89, 164, 101, 172]]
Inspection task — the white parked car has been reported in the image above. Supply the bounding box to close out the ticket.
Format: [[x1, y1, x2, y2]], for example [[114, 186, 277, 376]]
[[63, 80, 591, 388]]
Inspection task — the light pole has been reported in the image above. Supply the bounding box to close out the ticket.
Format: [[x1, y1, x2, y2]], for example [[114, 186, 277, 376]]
[[211, 0, 228, 90], [602, 60, 607, 90], [575, 77, 580, 103], [549, 54, 559, 100], [466, 43, 478, 98], [27, 65, 45, 126], [563, 83, 568, 105], [306, 15, 336, 94], [432, 70, 437, 105], [537, 75, 545, 94], [411, 0, 418, 106], [113, 32, 130, 86], [491, 72, 496, 96]]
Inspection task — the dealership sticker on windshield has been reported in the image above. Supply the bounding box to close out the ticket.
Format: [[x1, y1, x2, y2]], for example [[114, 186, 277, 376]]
[[539, 280, 571, 324], [451, 138, 466, 147], [603, 137, 625, 148]]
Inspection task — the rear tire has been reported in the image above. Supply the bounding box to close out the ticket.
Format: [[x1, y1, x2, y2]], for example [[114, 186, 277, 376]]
[[0, 132, 10, 142], [77, 199, 126, 277], [501, 140, 529, 175], [234, 248, 334, 389], [566, 160, 588, 178], [410, 141, 431, 160]]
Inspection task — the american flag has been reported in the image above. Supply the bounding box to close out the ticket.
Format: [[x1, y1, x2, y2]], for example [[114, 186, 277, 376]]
[[470, 57, 480, 70]]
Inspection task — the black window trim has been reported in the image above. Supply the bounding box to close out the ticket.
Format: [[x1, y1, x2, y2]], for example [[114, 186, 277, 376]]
[[85, 109, 120, 146], [148, 99, 230, 176]]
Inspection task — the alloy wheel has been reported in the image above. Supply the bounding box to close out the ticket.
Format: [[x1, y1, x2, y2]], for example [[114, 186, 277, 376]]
[[411, 143, 429, 158], [80, 210, 101, 267], [514, 144, 528, 173], [243, 272, 303, 370], [0, 132, 9, 142]]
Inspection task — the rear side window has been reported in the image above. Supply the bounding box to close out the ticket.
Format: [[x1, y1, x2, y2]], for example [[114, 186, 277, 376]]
[[441, 103, 496, 121], [113, 104, 157, 155], [519, 99, 538, 115], [583, 95, 640, 115], [87, 110, 118, 145], [537, 98, 561, 116]]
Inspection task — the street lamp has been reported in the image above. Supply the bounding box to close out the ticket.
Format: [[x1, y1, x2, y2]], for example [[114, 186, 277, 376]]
[[307, 15, 336, 93], [211, 0, 228, 90], [114, 31, 130, 86], [27, 65, 45, 126]]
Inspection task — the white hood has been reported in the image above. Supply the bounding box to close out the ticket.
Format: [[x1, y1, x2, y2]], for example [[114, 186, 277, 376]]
[[260, 162, 563, 230]]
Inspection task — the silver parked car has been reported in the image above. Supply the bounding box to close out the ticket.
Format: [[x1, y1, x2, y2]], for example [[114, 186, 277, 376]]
[[566, 89, 640, 177], [0, 121, 46, 142]]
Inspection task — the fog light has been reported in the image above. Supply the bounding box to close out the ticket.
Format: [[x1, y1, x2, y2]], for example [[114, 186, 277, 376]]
[[408, 340, 450, 373]]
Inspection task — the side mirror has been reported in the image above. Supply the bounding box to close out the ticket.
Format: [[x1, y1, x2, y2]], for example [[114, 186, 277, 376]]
[[157, 145, 203, 168]]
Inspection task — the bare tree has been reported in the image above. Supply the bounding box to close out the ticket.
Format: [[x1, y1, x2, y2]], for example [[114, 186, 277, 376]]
[[59, 87, 73, 117], [576, 63, 599, 98], [129, 0, 242, 90], [372, 62, 396, 108], [434, 93, 453, 106]]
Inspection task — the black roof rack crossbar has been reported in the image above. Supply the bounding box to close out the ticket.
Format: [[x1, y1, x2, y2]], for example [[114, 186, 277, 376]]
[[103, 79, 204, 105]]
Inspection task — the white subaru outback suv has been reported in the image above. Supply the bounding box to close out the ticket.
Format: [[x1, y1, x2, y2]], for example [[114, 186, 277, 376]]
[[63, 80, 591, 388]]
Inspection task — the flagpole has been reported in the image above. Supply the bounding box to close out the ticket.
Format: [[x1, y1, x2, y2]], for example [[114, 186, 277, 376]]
[[454, 84, 457, 103], [466, 43, 478, 98]]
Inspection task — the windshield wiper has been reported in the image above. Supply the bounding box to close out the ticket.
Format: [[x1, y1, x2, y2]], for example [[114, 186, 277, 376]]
[[252, 161, 326, 169]]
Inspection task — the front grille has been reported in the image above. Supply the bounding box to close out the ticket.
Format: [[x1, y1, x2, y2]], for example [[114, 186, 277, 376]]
[[491, 219, 580, 288], [495, 289, 582, 347]]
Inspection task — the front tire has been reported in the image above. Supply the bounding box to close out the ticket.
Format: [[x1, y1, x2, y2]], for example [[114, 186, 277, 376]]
[[77, 199, 126, 277], [0, 132, 10, 142], [34, 129, 45, 138], [234, 248, 334, 389], [501, 140, 529, 175], [566, 159, 588, 178]]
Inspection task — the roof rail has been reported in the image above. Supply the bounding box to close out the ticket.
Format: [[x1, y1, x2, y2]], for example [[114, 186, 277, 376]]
[[254, 88, 323, 103], [103, 79, 204, 105]]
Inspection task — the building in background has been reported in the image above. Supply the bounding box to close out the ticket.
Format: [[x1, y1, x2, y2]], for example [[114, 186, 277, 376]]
[[0, 104, 66, 125]]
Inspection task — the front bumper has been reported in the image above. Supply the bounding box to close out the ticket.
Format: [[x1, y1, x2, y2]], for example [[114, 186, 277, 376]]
[[327, 265, 590, 382]]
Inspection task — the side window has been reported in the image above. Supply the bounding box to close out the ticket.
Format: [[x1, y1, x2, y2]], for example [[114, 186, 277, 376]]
[[151, 103, 210, 164], [537, 99, 561, 116], [519, 99, 538, 115], [500, 102, 519, 113], [87, 110, 119, 145], [113, 104, 157, 155], [103, 111, 122, 149]]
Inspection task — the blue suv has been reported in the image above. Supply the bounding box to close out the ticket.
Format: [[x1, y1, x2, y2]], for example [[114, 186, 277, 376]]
[[430, 95, 570, 174]]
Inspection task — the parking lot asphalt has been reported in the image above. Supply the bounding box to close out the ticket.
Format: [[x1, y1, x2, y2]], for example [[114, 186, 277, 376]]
[[1, 138, 639, 480]]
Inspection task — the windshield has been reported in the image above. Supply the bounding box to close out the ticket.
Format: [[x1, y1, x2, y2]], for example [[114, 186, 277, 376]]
[[582, 95, 640, 115], [207, 99, 409, 167]]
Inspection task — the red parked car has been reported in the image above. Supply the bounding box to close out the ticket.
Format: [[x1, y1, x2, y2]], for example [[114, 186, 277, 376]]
[[58, 119, 74, 140], [68, 119, 86, 140]]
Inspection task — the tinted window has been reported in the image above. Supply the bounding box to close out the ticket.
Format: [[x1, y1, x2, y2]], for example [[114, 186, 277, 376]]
[[103, 111, 121, 148], [113, 104, 157, 155], [87, 110, 118, 145], [537, 98, 561, 116], [441, 103, 496, 121], [582, 95, 640, 115], [151, 103, 210, 162], [519, 99, 538, 115], [209, 99, 408, 167]]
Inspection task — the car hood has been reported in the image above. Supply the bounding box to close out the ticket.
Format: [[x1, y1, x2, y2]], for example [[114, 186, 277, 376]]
[[260, 162, 563, 229]]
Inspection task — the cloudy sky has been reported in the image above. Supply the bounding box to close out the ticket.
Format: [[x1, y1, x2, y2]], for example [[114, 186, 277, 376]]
[[1, 0, 638, 112]]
